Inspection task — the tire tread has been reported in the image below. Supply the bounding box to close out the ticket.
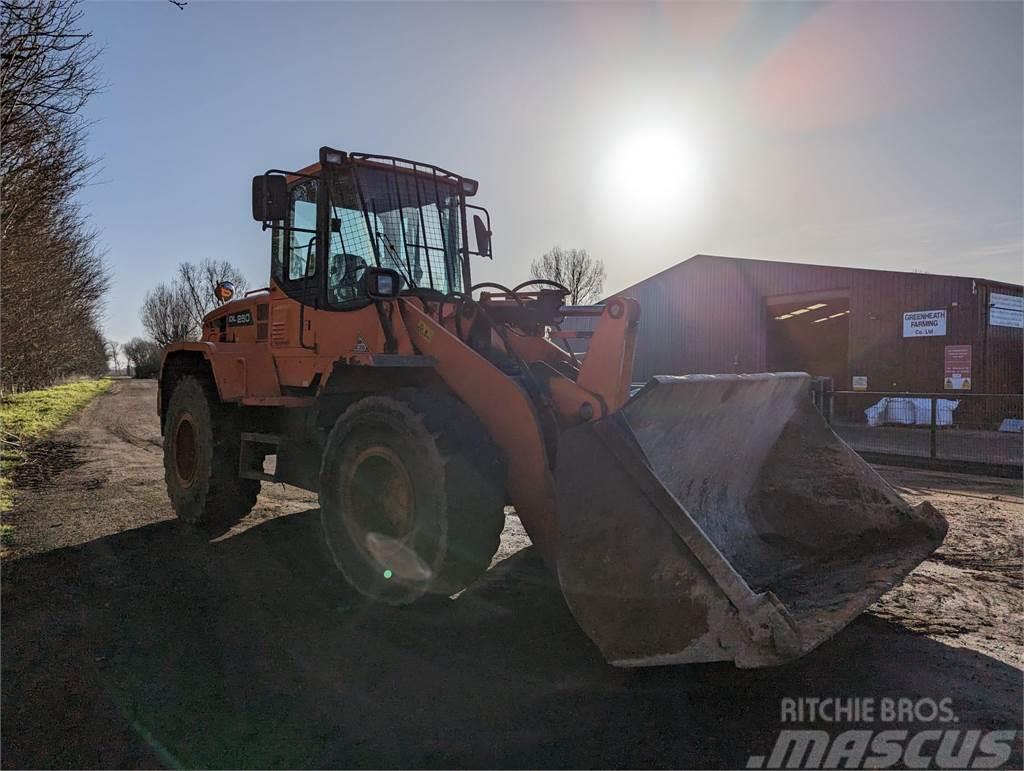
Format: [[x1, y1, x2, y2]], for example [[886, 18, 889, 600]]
[[163, 375, 260, 527]]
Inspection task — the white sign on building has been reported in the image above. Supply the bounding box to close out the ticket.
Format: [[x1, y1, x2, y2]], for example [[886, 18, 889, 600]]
[[902, 309, 947, 337], [990, 292, 1024, 329]]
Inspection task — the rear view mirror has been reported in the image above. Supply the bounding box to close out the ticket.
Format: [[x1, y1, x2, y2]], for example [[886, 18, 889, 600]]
[[473, 214, 492, 259], [252, 174, 288, 221], [214, 281, 235, 303]]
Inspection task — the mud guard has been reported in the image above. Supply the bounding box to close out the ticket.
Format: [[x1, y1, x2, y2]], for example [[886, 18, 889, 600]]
[[555, 373, 947, 668]]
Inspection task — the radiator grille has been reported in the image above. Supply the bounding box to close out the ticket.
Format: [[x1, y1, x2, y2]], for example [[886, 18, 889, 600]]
[[256, 303, 269, 341], [271, 305, 290, 346]]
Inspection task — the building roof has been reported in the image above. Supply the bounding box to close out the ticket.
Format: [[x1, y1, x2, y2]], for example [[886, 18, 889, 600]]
[[609, 253, 1023, 300]]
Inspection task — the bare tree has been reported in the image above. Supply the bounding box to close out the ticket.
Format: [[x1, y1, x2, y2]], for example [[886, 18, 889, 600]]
[[121, 337, 140, 376], [140, 283, 195, 346], [123, 336, 161, 378], [529, 246, 606, 305], [1, 0, 102, 241], [1, 0, 108, 393], [177, 259, 248, 332], [105, 340, 121, 375], [139, 259, 249, 345]]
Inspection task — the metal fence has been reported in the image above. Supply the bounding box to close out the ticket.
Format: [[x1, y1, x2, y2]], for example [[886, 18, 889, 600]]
[[823, 389, 1023, 475], [627, 379, 1022, 475]]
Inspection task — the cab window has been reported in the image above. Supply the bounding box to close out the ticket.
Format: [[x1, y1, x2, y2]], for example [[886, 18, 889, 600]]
[[325, 168, 463, 304], [272, 178, 318, 284], [328, 205, 376, 304]]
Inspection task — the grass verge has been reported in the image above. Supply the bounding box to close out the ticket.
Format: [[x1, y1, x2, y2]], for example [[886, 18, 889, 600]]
[[1, 379, 113, 518]]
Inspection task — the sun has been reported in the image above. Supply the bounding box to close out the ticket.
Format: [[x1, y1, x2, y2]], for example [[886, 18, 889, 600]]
[[602, 125, 705, 223]]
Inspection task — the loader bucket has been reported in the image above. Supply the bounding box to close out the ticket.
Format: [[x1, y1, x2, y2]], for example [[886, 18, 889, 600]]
[[555, 373, 947, 668]]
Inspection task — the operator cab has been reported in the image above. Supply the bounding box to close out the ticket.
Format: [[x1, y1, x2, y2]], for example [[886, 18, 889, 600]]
[[252, 147, 492, 311]]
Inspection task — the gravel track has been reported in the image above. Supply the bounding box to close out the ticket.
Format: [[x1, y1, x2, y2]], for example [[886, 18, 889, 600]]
[[2, 380, 1020, 769]]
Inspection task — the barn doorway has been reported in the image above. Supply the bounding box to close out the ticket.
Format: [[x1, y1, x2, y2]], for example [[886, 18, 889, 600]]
[[765, 292, 850, 386]]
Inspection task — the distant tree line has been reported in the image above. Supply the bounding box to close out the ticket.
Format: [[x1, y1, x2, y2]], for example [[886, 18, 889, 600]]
[[100, 337, 158, 378], [122, 337, 161, 378], [1, 0, 108, 394]]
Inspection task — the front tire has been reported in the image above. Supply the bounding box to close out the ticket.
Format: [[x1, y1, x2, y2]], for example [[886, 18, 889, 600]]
[[319, 388, 506, 605], [163, 375, 260, 528]]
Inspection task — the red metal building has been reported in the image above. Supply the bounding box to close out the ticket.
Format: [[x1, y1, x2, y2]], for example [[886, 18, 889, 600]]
[[569, 255, 1022, 395]]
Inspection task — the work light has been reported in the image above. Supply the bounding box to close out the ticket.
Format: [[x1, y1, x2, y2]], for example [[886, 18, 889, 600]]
[[363, 268, 402, 299], [319, 146, 347, 166]]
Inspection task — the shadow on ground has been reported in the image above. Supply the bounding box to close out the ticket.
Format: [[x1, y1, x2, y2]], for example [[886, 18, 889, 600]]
[[3, 509, 1021, 769]]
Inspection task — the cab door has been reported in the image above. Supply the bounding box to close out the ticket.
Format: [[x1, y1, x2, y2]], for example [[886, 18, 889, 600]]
[[269, 174, 322, 387]]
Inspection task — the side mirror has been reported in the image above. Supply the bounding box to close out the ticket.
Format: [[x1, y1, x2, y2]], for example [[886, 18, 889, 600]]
[[473, 214, 492, 259], [214, 281, 235, 304], [252, 174, 288, 221]]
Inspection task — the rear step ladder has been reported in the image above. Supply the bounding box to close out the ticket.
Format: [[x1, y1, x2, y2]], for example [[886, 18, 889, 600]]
[[239, 432, 281, 482]]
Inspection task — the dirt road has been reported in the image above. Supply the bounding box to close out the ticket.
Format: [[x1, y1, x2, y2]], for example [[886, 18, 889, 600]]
[[2, 380, 1021, 769]]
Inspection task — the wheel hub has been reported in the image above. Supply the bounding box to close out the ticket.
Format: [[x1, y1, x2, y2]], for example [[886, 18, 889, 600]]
[[344, 446, 415, 540], [173, 412, 198, 487]]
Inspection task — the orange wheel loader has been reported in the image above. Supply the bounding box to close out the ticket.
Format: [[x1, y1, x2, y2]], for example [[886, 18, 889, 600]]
[[159, 147, 947, 667]]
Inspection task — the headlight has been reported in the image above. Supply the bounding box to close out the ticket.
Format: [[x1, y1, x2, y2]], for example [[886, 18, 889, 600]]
[[362, 268, 402, 299]]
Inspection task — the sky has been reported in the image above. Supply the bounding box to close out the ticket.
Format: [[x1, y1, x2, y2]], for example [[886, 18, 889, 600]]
[[78, 0, 1024, 342]]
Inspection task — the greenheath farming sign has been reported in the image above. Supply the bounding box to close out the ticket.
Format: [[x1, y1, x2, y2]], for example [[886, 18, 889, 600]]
[[903, 309, 946, 337]]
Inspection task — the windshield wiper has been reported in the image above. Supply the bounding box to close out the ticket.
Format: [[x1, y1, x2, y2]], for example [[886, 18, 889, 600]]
[[376, 230, 417, 290]]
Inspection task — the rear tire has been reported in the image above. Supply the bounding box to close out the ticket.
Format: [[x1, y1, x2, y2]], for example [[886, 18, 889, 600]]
[[163, 375, 260, 528], [319, 388, 506, 605]]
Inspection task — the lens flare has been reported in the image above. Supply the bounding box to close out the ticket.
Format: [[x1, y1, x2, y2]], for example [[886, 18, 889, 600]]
[[603, 125, 705, 224]]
